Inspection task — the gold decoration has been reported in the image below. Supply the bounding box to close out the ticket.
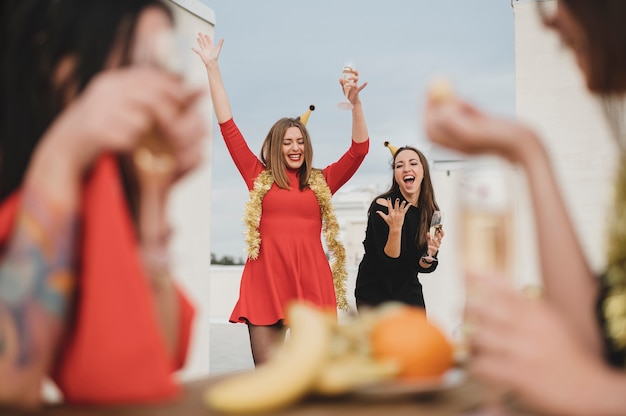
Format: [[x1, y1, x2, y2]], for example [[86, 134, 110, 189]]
[[243, 169, 349, 311], [384, 141, 399, 157], [604, 153, 626, 357], [299, 104, 315, 126]]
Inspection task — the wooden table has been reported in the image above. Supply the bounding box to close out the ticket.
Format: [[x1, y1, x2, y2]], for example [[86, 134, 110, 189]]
[[8, 374, 535, 416]]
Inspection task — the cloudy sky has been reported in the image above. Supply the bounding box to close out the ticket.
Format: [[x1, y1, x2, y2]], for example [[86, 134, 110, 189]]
[[196, 0, 516, 260]]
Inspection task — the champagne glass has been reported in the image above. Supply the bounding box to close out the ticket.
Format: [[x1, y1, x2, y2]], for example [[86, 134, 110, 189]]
[[424, 210, 443, 262], [132, 29, 186, 176], [459, 160, 515, 411], [337, 58, 356, 110], [460, 163, 514, 278], [131, 29, 188, 285], [429, 210, 443, 238]]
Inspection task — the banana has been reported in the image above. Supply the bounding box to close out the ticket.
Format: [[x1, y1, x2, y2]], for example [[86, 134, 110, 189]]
[[204, 302, 332, 414], [312, 307, 401, 396], [313, 355, 398, 396]]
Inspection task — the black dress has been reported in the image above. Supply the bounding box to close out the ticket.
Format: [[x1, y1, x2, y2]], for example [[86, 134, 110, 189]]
[[354, 190, 437, 309]]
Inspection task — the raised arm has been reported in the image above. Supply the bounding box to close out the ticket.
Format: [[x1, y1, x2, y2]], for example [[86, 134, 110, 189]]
[[341, 70, 369, 144], [424, 96, 602, 355], [193, 33, 232, 124]]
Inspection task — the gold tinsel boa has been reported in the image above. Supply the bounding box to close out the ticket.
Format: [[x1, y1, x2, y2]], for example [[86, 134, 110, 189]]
[[243, 169, 349, 311], [603, 154, 626, 355]]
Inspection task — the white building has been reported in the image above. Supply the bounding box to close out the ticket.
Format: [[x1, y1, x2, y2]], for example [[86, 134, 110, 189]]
[[332, 185, 380, 267], [166, 0, 215, 381]]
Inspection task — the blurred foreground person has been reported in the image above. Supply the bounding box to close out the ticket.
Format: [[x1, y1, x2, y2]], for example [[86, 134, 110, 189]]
[[0, 0, 206, 408], [425, 1, 626, 414]]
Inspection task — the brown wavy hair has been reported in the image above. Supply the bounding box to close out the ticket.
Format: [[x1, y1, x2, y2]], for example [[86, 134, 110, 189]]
[[260, 117, 313, 190], [539, 0, 626, 94]]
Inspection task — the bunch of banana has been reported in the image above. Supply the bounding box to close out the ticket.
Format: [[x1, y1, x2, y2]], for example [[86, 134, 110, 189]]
[[311, 305, 400, 396], [204, 302, 402, 414], [204, 302, 333, 414]]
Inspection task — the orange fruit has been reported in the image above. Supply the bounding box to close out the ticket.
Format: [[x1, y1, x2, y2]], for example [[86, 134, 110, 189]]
[[370, 305, 453, 380]]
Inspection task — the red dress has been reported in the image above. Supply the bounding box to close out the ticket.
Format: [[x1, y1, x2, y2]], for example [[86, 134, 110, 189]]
[[0, 155, 194, 404], [219, 118, 369, 325]]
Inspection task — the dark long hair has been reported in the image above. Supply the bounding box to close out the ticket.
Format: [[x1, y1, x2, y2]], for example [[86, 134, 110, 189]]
[[376, 146, 439, 252], [0, 0, 171, 201]]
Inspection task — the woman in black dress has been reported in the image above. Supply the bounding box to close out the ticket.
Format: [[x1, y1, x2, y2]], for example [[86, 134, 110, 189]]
[[355, 143, 444, 310]]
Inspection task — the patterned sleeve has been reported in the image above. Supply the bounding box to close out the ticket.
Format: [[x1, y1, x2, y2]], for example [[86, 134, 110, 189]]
[[322, 139, 369, 194], [219, 118, 265, 190]]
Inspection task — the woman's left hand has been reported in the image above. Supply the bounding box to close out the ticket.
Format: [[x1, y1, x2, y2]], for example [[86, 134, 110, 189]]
[[466, 273, 611, 416], [426, 226, 444, 257]]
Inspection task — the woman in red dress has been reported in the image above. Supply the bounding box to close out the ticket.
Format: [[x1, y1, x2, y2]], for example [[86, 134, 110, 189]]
[[0, 0, 206, 408], [194, 33, 370, 365]]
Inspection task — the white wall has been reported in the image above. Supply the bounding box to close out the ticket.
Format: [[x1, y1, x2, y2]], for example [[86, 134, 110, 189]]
[[167, 0, 215, 381], [513, 0, 618, 277]]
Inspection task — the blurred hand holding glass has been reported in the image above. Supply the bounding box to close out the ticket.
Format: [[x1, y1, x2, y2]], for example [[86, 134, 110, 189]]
[[131, 29, 189, 281], [133, 29, 186, 176]]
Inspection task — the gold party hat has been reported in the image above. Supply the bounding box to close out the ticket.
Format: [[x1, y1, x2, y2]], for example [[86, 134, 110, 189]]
[[384, 141, 399, 157], [299, 104, 315, 126]]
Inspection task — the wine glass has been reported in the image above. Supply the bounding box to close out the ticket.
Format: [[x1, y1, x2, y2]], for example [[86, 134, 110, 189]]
[[460, 162, 514, 278], [132, 29, 186, 176], [424, 210, 443, 262], [459, 160, 515, 410], [337, 58, 356, 110], [429, 210, 443, 238], [131, 29, 188, 281]]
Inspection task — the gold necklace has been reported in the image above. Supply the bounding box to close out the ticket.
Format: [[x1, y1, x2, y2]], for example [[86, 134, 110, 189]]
[[243, 169, 348, 311]]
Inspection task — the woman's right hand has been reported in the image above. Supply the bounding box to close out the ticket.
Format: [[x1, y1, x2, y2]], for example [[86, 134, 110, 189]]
[[423, 96, 541, 166], [192, 32, 223, 69], [40, 66, 203, 177]]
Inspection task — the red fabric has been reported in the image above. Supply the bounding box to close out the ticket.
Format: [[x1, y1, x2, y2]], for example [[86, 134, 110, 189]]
[[0, 155, 195, 404], [219, 118, 369, 325]]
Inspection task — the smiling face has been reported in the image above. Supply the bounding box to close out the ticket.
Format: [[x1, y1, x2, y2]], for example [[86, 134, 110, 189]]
[[282, 126, 305, 170], [393, 149, 424, 204]]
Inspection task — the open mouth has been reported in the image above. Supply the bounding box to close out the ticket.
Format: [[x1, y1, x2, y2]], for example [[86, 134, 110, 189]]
[[288, 154, 301, 161], [403, 175, 415, 184]]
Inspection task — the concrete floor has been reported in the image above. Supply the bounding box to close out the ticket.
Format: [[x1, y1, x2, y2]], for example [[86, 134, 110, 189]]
[[209, 321, 254, 375]]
